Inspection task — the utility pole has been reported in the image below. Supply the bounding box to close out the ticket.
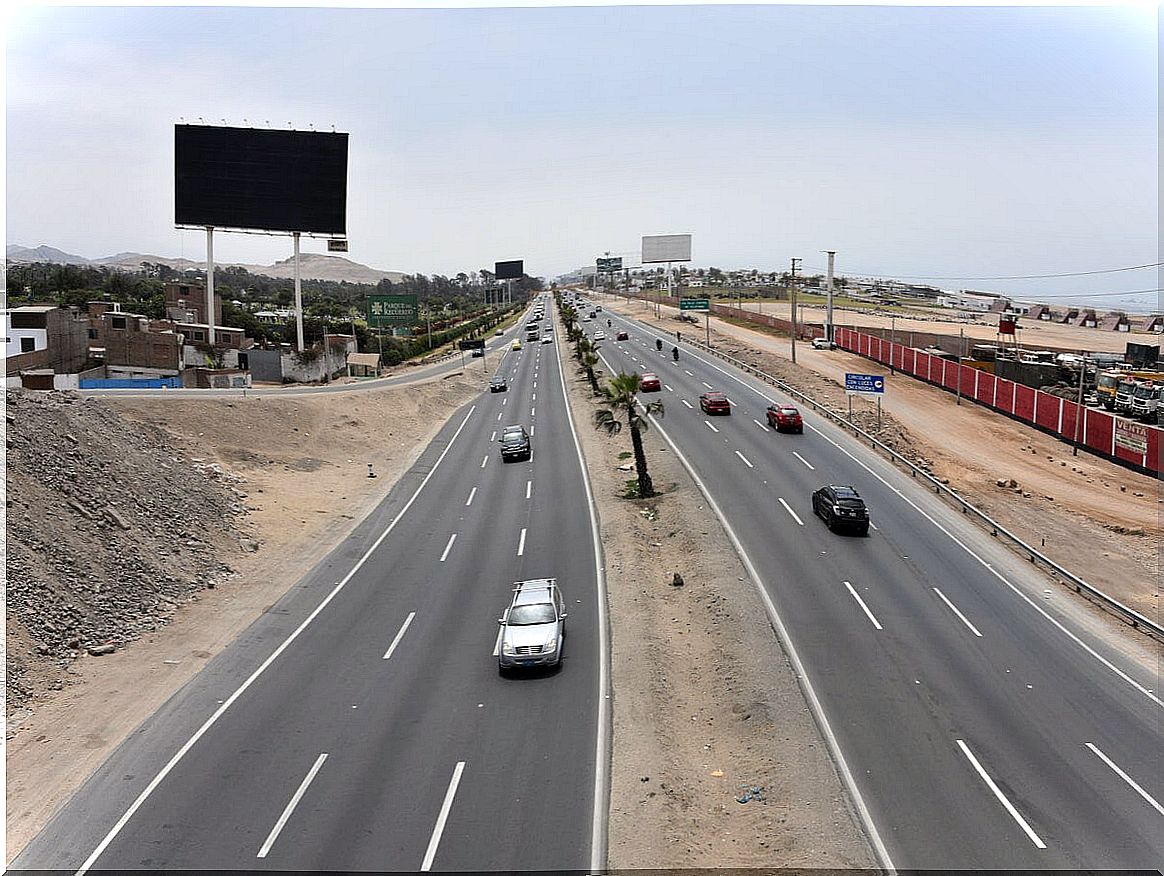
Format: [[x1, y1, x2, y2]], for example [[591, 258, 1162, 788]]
[[823, 250, 836, 342], [1073, 354, 1087, 456], [956, 326, 964, 405], [790, 257, 801, 364]]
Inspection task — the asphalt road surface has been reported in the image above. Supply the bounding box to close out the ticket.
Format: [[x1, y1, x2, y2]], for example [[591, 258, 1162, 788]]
[[14, 299, 609, 873], [589, 297, 1163, 871]]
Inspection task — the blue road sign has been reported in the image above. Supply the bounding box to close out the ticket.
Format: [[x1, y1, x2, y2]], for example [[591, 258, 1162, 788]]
[[845, 373, 886, 395]]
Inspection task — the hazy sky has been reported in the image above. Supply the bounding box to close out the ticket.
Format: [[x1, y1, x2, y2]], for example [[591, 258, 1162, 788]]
[[5, 3, 1159, 309]]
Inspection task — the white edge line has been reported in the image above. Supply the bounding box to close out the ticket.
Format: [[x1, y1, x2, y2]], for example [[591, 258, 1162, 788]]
[[844, 580, 883, 630], [933, 587, 984, 638], [72, 404, 480, 876], [256, 752, 329, 858], [382, 611, 417, 660], [664, 332, 1163, 709], [956, 739, 1047, 849], [778, 497, 804, 526], [419, 761, 466, 871], [1086, 742, 1164, 816], [564, 332, 613, 874], [625, 400, 897, 873]]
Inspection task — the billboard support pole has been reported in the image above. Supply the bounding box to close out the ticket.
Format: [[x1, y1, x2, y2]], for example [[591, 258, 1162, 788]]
[[293, 232, 305, 351], [205, 226, 216, 346]]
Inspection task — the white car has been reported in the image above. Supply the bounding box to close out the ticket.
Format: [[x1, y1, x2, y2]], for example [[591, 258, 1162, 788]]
[[811, 337, 836, 350], [593, 330, 606, 341]]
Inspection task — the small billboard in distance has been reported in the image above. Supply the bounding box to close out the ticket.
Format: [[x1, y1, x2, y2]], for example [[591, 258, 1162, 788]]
[[175, 125, 348, 234], [495, 260, 524, 280], [642, 234, 692, 264]]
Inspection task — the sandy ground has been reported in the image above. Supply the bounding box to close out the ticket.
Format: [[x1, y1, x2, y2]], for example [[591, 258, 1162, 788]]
[[559, 343, 875, 868]]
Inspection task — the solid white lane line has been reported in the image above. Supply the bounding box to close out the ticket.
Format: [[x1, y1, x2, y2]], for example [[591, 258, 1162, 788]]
[[705, 420, 719, 433], [778, 498, 804, 526], [957, 739, 1047, 848], [844, 581, 883, 630], [526, 480, 532, 499], [382, 612, 416, 660], [420, 761, 466, 871], [702, 381, 713, 389], [735, 450, 753, 468], [664, 384, 673, 392], [1086, 743, 1164, 816], [517, 527, 527, 556], [792, 451, 815, 470], [681, 399, 693, 409], [257, 753, 329, 858], [465, 487, 477, 507], [439, 533, 457, 562], [753, 418, 769, 431], [933, 587, 983, 637], [73, 404, 480, 876], [480, 455, 488, 469]]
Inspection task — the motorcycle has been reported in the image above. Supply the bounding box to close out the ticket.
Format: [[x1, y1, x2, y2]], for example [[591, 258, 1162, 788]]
[[672, 346, 680, 362], [656, 339, 663, 352]]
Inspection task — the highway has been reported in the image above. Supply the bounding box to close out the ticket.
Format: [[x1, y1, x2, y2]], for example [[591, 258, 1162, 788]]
[[588, 297, 1163, 871], [13, 300, 609, 872]]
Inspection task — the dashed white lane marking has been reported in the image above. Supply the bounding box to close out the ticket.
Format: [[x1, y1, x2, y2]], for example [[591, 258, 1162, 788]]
[[792, 451, 815, 470], [702, 381, 713, 389], [382, 611, 416, 660], [735, 450, 753, 468], [465, 487, 477, 507], [517, 527, 527, 556], [493, 625, 504, 656], [684, 369, 694, 376], [502, 398, 507, 405], [933, 587, 983, 637], [957, 739, 1047, 848], [439, 533, 457, 562], [532, 392, 536, 401], [490, 431, 496, 442], [530, 425, 535, 436], [480, 455, 488, 469], [531, 406, 536, 418], [496, 412, 503, 421], [681, 399, 693, 409], [664, 384, 674, 392], [1085, 743, 1164, 816], [705, 420, 719, 433], [844, 580, 883, 630], [257, 752, 329, 858], [778, 497, 804, 526], [753, 418, 769, 431], [420, 761, 467, 871], [526, 480, 532, 499]]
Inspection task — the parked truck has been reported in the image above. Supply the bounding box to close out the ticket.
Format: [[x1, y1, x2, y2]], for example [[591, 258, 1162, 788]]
[[1114, 377, 1142, 415], [1129, 381, 1161, 423]]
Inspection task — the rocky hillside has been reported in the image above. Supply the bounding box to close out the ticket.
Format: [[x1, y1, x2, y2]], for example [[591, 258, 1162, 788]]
[[4, 390, 252, 714]]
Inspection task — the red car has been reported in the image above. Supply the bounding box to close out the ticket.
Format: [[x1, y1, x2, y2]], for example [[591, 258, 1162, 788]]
[[640, 372, 661, 392], [616, 330, 629, 341], [699, 391, 731, 415], [766, 403, 803, 433]]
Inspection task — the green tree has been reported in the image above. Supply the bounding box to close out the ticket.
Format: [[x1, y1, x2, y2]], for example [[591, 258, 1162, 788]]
[[594, 372, 664, 499]]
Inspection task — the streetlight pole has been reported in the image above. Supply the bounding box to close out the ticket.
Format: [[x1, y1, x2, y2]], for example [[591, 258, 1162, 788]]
[[790, 257, 800, 364], [890, 316, 896, 374], [1073, 354, 1087, 456]]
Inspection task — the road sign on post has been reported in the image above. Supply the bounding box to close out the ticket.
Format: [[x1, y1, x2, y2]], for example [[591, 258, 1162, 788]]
[[844, 373, 886, 395], [679, 298, 710, 311], [458, 339, 486, 350], [597, 257, 622, 274], [368, 294, 418, 327]]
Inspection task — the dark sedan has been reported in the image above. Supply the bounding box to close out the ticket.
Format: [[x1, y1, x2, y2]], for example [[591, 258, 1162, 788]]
[[490, 375, 508, 393]]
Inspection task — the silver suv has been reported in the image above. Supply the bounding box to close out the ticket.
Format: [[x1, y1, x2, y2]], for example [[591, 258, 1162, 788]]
[[498, 579, 567, 672]]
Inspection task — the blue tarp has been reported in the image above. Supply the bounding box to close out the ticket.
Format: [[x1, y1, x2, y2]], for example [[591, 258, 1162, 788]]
[[79, 377, 182, 389]]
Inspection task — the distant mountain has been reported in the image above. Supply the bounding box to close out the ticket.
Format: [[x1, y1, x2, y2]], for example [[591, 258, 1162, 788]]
[[7, 244, 405, 285]]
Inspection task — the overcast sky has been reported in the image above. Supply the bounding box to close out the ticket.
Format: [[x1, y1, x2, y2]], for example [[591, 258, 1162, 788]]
[[5, 3, 1159, 309]]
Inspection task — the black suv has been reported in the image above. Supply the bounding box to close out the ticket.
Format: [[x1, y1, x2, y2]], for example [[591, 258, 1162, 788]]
[[811, 484, 870, 535], [490, 375, 508, 393], [499, 424, 532, 462]]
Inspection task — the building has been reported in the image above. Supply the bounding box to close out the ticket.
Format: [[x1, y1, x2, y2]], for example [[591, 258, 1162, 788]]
[[87, 304, 183, 373], [163, 280, 222, 326], [4, 304, 92, 376]]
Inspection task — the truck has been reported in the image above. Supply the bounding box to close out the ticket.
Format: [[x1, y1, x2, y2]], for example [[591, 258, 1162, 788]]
[[1097, 368, 1162, 410], [1129, 381, 1161, 423], [1114, 377, 1142, 415]]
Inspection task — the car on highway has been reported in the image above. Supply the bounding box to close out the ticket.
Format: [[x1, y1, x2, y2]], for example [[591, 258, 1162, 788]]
[[499, 424, 532, 462], [489, 375, 508, 393], [811, 484, 870, 535], [511, 340, 523, 351], [616, 330, 629, 341], [811, 337, 836, 350], [595, 305, 602, 311], [766, 403, 803, 433], [639, 372, 661, 392], [498, 578, 567, 672], [471, 348, 485, 358], [495, 328, 504, 335], [699, 391, 731, 415], [593, 330, 606, 341], [541, 334, 553, 344]]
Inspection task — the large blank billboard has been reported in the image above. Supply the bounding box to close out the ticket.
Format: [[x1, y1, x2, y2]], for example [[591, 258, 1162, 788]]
[[642, 234, 692, 263], [495, 260, 524, 280], [175, 125, 348, 234]]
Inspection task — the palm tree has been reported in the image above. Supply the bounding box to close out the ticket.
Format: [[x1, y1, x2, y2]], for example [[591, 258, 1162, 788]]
[[578, 338, 602, 394], [594, 372, 664, 498]]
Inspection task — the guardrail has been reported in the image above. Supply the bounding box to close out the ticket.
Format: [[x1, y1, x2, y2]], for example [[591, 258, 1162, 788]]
[[681, 335, 1164, 644]]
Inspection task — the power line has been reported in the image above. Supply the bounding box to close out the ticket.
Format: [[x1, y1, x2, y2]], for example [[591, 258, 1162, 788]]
[[800, 261, 1162, 282], [1010, 288, 1162, 300]]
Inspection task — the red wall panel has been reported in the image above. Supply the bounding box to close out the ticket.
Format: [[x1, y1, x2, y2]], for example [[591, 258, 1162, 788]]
[[1014, 385, 1036, 420], [1033, 392, 1061, 431]]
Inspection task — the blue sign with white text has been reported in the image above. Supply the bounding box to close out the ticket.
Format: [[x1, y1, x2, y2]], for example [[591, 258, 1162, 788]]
[[845, 373, 885, 395]]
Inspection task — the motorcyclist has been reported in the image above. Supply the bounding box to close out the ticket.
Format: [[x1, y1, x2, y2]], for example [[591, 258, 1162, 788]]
[[656, 338, 663, 352], [671, 346, 680, 362], [607, 319, 612, 327]]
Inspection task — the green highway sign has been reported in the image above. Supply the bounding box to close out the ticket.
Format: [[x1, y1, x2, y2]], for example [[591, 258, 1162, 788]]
[[368, 294, 418, 326], [679, 297, 710, 311]]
